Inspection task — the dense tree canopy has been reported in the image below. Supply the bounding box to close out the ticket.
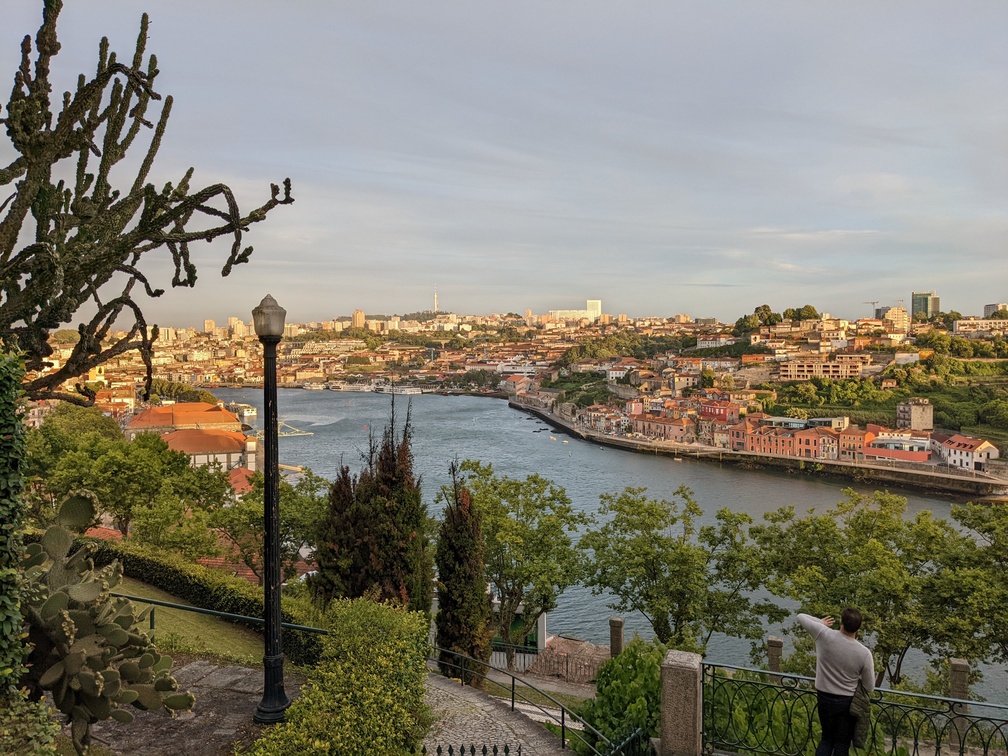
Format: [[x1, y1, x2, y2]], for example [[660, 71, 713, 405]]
[[313, 402, 433, 612], [434, 463, 491, 682], [1, 3, 291, 404], [581, 486, 780, 653], [460, 460, 585, 667], [211, 467, 329, 583], [751, 489, 970, 686]]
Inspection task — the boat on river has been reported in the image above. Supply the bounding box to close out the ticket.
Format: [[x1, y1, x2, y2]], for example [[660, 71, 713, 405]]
[[327, 381, 375, 392], [374, 385, 422, 395], [224, 402, 257, 421]]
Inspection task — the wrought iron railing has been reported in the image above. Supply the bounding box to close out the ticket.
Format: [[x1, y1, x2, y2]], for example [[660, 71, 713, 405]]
[[412, 746, 520, 755], [433, 646, 648, 755], [110, 592, 328, 639], [702, 663, 1008, 756]]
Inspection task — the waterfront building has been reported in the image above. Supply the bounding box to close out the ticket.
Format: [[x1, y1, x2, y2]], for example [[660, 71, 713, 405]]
[[163, 428, 257, 472], [126, 401, 242, 440], [933, 434, 1001, 470]]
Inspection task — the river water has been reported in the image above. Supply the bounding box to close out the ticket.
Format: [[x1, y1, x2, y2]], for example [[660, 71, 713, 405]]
[[209, 387, 1003, 696]]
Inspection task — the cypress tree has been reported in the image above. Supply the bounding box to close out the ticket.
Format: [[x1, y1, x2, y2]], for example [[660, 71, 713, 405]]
[[312, 398, 433, 613], [435, 463, 491, 683]]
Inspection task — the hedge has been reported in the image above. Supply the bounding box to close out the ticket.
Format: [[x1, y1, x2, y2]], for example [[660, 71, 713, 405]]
[[0, 688, 60, 755], [0, 353, 26, 694], [242, 598, 430, 755], [18, 534, 326, 666]]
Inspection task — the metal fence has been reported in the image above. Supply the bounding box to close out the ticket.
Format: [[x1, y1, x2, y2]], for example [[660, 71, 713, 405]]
[[703, 663, 1008, 756], [489, 642, 539, 674], [412, 746, 519, 755]]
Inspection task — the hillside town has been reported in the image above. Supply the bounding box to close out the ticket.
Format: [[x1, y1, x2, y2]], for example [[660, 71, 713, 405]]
[[26, 297, 1008, 491]]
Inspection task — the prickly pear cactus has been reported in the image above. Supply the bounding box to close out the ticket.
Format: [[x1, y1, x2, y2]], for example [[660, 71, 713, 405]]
[[21, 493, 195, 754]]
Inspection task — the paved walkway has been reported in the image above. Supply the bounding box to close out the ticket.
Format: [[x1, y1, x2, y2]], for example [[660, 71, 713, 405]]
[[424, 673, 570, 755], [81, 657, 585, 754]]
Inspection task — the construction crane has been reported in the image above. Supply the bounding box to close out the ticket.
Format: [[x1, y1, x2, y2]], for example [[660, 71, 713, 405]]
[[863, 301, 879, 318]]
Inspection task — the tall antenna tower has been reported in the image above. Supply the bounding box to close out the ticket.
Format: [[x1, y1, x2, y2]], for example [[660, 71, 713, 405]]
[[433, 285, 439, 313]]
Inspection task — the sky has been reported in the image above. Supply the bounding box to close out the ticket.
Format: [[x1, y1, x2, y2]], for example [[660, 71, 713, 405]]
[[2, 1, 1007, 329]]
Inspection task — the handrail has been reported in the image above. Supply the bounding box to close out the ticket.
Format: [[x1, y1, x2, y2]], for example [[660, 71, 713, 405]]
[[431, 645, 649, 755], [703, 662, 1008, 756], [709, 663, 1008, 712], [110, 592, 329, 635]]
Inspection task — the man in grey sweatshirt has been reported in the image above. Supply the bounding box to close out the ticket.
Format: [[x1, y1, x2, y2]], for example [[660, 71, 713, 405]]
[[797, 608, 876, 756]]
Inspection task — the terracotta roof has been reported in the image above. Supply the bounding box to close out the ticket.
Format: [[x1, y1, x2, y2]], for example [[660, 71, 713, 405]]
[[85, 526, 123, 541], [163, 428, 248, 454], [128, 402, 239, 429], [942, 434, 992, 452], [229, 467, 256, 495]]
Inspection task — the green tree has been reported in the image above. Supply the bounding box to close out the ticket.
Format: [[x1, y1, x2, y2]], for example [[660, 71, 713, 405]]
[[130, 483, 220, 559], [460, 460, 585, 668], [26, 403, 123, 481], [314, 403, 433, 613], [581, 486, 778, 653], [752, 489, 962, 685], [211, 468, 329, 583], [732, 313, 761, 337], [129, 462, 231, 558], [943, 503, 1008, 664], [434, 463, 491, 683], [81, 434, 191, 537], [1, 4, 292, 405]]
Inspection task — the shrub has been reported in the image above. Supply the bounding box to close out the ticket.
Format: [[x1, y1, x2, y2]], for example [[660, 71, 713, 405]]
[[243, 597, 430, 755], [0, 353, 26, 694], [576, 636, 665, 753], [0, 687, 59, 755]]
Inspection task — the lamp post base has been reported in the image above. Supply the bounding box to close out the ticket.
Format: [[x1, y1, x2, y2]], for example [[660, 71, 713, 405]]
[[253, 654, 290, 724]]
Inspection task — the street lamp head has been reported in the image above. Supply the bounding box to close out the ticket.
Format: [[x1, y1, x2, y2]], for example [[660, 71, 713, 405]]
[[253, 294, 286, 339]]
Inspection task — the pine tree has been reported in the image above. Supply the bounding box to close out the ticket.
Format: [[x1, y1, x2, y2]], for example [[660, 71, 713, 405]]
[[435, 462, 491, 684], [313, 398, 433, 613]]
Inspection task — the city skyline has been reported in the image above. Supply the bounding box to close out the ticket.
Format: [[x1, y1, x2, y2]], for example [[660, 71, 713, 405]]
[[3, 2, 1007, 329]]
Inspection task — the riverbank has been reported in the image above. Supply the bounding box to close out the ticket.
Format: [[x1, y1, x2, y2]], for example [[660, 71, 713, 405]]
[[510, 400, 1008, 501]]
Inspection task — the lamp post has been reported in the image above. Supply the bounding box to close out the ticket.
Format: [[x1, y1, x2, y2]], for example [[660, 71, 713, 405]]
[[252, 294, 290, 724]]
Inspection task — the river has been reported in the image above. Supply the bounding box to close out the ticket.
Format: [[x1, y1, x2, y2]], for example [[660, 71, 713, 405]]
[[209, 387, 1003, 696]]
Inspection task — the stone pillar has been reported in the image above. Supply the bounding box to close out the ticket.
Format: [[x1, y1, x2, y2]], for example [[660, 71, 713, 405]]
[[609, 617, 625, 658], [767, 636, 783, 674], [660, 650, 703, 756], [950, 658, 970, 749]]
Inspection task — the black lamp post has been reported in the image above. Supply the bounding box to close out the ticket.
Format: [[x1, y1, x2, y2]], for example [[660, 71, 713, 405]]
[[252, 294, 290, 724]]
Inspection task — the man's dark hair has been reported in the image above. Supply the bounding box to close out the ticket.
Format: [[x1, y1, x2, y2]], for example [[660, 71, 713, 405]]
[[841, 607, 863, 633]]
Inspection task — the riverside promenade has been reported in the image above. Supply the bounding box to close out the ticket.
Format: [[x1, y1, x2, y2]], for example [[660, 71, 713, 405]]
[[510, 399, 1008, 500]]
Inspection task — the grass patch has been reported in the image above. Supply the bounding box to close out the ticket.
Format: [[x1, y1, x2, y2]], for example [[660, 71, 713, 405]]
[[481, 680, 590, 713], [117, 576, 263, 664]]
